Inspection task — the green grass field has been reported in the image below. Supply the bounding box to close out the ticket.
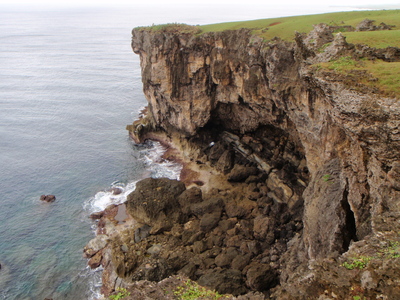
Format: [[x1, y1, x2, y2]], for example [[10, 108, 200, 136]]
[[200, 10, 400, 48]]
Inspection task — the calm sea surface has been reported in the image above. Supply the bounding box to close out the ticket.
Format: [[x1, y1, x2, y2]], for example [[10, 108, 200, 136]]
[[0, 3, 356, 299]]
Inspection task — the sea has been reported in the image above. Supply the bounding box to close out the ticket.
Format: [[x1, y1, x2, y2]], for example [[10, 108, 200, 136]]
[[0, 3, 367, 299]]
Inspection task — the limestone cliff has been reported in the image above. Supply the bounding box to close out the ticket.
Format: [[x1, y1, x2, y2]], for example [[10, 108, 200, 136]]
[[126, 23, 400, 298]]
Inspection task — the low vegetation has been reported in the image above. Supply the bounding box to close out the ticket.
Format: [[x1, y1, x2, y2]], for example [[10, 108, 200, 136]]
[[315, 57, 400, 97], [173, 279, 226, 300], [109, 287, 130, 300], [134, 23, 201, 34], [200, 10, 400, 47]]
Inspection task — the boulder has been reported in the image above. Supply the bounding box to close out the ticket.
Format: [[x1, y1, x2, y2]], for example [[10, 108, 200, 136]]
[[110, 187, 123, 195], [228, 165, 259, 182], [198, 268, 247, 296], [178, 187, 203, 214], [245, 263, 278, 291], [88, 251, 103, 269], [89, 211, 104, 220], [125, 178, 186, 234], [200, 211, 221, 232], [83, 234, 108, 258], [40, 195, 56, 203], [190, 197, 224, 217]]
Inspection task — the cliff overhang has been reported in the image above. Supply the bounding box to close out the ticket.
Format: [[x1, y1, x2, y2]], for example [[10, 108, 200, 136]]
[[91, 16, 400, 299]]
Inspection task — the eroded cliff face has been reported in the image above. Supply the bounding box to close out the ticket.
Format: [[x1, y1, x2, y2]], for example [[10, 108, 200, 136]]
[[115, 25, 400, 298]]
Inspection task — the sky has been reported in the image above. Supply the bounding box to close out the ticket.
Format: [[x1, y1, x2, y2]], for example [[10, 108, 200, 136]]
[[0, 0, 399, 8]]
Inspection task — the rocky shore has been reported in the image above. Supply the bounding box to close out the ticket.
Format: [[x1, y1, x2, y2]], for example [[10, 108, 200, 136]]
[[85, 19, 400, 299]]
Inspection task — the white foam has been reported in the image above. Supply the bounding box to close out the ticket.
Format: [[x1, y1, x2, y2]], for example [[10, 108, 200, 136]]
[[84, 139, 183, 299], [142, 141, 182, 180], [84, 181, 137, 214], [84, 140, 182, 216]]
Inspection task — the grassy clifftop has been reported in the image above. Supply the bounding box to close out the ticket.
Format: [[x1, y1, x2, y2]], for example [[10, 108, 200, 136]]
[[200, 9, 400, 48], [134, 10, 400, 48], [133, 10, 400, 97]]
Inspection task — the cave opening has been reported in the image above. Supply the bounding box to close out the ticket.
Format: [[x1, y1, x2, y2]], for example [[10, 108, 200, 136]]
[[341, 185, 358, 252]]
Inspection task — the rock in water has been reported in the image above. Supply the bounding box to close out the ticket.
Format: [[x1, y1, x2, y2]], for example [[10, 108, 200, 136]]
[[40, 195, 56, 203]]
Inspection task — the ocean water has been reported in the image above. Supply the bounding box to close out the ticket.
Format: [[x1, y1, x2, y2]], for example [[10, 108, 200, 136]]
[[0, 3, 359, 299]]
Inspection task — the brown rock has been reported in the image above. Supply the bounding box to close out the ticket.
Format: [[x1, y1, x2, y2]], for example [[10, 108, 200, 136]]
[[200, 211, 222, 232], [215, 247, 239, 268], [245, 263, 278, 291], [190, 197, 224, 217], [253, 215, 275, 244], [228, 165, 259, 182], [40, 195, 56, 202], [232, 254, 252, 271], [88, 251, 103, 269], [89, 211, 104, 220], [110, 187, 123, 195], [198, 268, 247, 296], [178, 187, 203, 214], [125, 178, 186, 234]]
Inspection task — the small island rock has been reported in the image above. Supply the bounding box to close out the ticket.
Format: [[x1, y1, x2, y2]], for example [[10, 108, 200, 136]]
[[40, 195, 56, 203]]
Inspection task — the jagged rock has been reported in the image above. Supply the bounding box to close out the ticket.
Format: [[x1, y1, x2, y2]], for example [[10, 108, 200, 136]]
[[103, 22, 400, 299], [199, 211, 221, 232], [215, 149, 234, 174], [227, 165, 259, 182], [215, 247, 239, 268], [134, 224, 151, 243], [88, 250, 103, 269], [304, 23, 334, 50], [83, 234, 108, 258], [231, 254, 252, 271], [253, 215, 275, 244], [190, 197, 224, 217], [40, 195, 56, 202], [388, 162, 400, 190], [245, 262, 278, 291], [125, 178, 186, 234], [356, 19, 395, 32], [178, 187, 203, 214], [198, 268, 247, 296]]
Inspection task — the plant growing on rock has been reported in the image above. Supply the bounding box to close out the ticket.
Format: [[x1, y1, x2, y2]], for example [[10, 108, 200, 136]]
[[173, 279, 226, 300], [109, 287, 130, 300], [342, 256, 372, 270], [379, 240, 400, 258]]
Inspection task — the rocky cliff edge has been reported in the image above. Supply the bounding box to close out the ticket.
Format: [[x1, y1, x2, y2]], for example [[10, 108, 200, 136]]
[[87, 22, 400, 299]]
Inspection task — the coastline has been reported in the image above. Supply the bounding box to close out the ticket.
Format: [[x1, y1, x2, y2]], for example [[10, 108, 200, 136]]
[[86, 10, 400, 299], [84, 124, 282, 299]]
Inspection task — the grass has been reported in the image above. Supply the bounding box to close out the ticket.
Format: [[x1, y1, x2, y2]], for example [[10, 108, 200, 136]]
[[134, 10, 400, 48], [345, 29, 400, 48], [315, 57, 400, 97], [134, 23, 201, 34], [342, 256, 372, 270], [109, 287, 130, 300], [199, 10, 400, 47], [173, 279, 226, 300]]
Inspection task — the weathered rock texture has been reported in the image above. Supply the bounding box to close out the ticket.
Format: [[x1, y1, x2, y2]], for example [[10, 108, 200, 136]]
[[128, 23, 400, 299], [90, 22, 400, 299]]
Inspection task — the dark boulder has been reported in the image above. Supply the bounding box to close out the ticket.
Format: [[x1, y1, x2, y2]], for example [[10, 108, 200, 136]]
[[198, 268, 247, 296], [245, 262, 279, 291], [125, 178, 186, 234], [228, 165, 259, 182], [40, 195, 56, 203]]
